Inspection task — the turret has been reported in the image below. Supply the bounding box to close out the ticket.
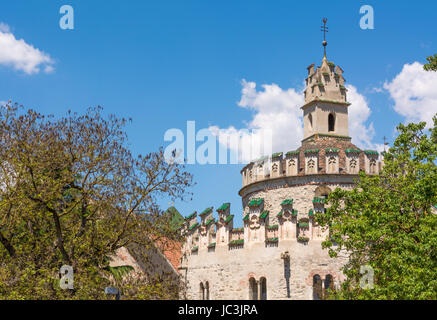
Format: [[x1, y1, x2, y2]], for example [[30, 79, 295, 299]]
[[302, 55, 350, 141], [198, 207, 214, 250], [185, 212, 199, 253], [216, 203, 233, 246], [277, 199, 297, 240], [244, 198, 267, 243]]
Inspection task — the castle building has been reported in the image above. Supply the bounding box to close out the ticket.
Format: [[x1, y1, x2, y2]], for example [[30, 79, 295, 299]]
[[180, 38, 383, 300]]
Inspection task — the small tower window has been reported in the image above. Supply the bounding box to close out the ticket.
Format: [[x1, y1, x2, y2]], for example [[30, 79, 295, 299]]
[[260, 277, 267, 300], [308, 113, 313, 131], [205, 281, 210, 300], [200, 282, 205, 300], [328, 113, 335, 132], [313, 275, 322, 300], [249, 277, 258, 300], [324, 275, 334, 298]]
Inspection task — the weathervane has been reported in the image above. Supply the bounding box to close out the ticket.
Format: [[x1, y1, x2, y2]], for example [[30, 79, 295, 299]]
[[321, 18, 328, 57], [383, 136, 389, 152]]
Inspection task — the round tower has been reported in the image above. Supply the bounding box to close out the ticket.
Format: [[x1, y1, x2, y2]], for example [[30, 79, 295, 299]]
[[182, 21, 382, 300]]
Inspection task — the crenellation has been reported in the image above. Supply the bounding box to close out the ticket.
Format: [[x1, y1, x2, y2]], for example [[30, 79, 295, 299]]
[[271, 152, 283, 178], [183, 183, 344, 256], [364, 151, 379, 175], [240, 144, 384, 188], [325, 148, 340, 174], [304, 149, 319, 174], [199, 207, 213, 223]]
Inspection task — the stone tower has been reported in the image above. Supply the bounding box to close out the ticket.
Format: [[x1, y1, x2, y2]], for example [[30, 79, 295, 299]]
[[303, 54, 350, 140], [181, 22, 383, 300]]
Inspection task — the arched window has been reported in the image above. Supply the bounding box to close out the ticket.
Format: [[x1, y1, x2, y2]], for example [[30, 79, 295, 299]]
[[205, 281, 210, 300], [328, 113, 335, 132], [308, 113, 313, 130], [315, 186, 332, 198], [199, 282, 205, 300], [249, 277, 258, 300], [324, 275, 334, 299], [260, 277, 267, 300], [313, 275, 323, 300]]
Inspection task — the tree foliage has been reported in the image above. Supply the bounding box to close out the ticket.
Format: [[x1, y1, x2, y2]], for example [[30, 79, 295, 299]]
[[316, 116, 437, 300], [424, 54, 437, 72], [0, 103, 193, 299]]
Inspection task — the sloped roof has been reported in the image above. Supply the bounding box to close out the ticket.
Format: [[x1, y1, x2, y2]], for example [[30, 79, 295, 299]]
[[165, 206, 184, 231], [154, 237, 182, 272]]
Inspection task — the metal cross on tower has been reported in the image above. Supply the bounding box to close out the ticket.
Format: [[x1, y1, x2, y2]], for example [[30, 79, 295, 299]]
[[383, 136, 389, 152], [321, 18, 328, 56]]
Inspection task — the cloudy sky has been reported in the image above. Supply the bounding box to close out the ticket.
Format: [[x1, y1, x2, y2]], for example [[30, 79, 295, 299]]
[[1, 0, 436, 225]]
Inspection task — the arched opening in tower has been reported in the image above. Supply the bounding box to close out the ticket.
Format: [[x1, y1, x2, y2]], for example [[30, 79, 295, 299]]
[[205, 281, 210, 300], [199, 282, 205, 300], [324, 275, 334, 299], [313, 274, 323, 300], [308, 113, 313, 131], [249, 277, 258, 300], [328, 113, 335, 132], [260, 277, 267, 300]]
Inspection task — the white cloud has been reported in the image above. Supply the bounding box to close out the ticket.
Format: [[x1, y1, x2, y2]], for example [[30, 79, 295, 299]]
[[371, 87, 383, 93], [0, 23, 54, 74], [347, 84, 381, 150], [209, 80, 380, 163], [384, 62, 437, 127], [209, 80, 304, 163], [44, 65, 54, 74], [0, 22, 10, 33]]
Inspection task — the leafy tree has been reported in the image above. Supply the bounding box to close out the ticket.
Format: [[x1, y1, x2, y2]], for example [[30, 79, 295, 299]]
[[316, 115, 437, 300], [0, 103, 193, 299], [424, 54, 437, 72]]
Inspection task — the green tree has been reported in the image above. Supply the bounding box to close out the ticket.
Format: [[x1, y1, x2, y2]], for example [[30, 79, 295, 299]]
[[316, 116, 437, 300], [424, 54, 437, 71], [0, 103, 193, 299]]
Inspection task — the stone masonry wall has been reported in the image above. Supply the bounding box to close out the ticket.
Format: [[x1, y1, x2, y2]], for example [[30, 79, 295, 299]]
[[183, 180, 353, 300], [185, 240, 348, 300]]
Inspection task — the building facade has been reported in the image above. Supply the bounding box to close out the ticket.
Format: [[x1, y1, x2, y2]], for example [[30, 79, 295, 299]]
[[180, 52, 384, 300]]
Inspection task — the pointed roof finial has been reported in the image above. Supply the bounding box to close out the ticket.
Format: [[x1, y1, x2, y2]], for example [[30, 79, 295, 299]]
[[321, 18, 328, 57], [383, 136, 389, 152]]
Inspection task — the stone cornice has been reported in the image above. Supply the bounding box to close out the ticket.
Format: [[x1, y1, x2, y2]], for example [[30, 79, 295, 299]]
[[302, 133, 352, 143], [300, 98, 351, 110], [238, 173, 358, 197]]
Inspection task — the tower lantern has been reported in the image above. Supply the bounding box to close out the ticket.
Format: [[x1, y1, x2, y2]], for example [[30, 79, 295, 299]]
[[302, 18, 351, 141]]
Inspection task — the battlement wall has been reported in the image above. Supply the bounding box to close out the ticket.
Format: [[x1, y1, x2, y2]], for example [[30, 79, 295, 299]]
[[181, 175, 357, 264], [240, 139, 385, 189]]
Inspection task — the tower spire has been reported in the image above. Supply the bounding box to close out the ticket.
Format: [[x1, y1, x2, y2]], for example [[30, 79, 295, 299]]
[[321, 18, 328, 57]]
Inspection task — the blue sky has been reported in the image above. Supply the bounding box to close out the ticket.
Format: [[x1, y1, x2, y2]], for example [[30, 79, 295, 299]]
[[1, 0, 436, 227]]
